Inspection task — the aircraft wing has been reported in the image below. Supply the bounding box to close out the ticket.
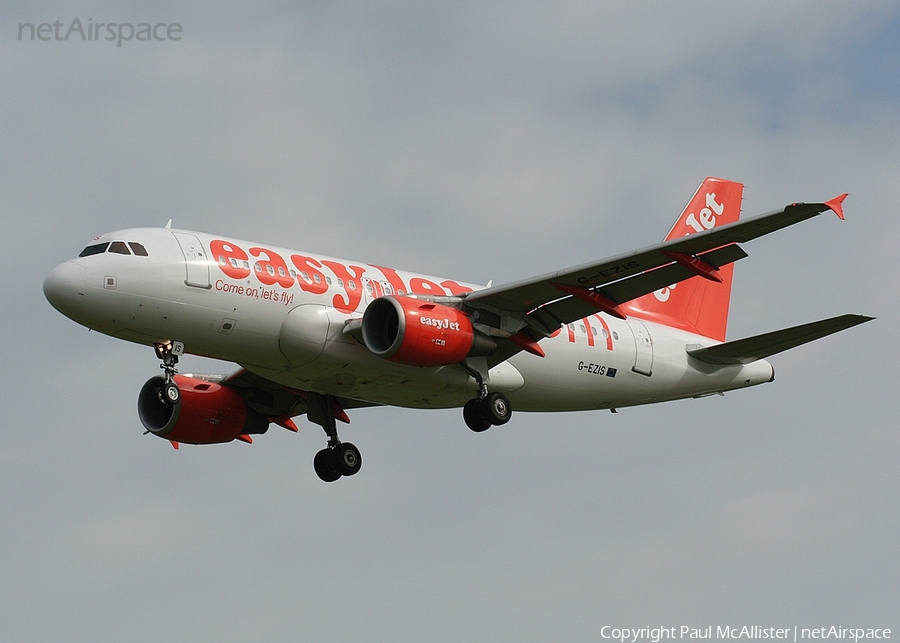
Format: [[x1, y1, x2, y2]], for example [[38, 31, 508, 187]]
[[462, 196, 846, 335], [187, 368, 378, 426]]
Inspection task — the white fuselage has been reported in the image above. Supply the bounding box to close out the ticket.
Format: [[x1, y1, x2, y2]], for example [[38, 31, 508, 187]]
[[44, 227, 774, 413]]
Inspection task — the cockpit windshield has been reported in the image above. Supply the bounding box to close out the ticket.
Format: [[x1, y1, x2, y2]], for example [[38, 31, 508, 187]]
[[78, 241, 149, 257], [78, 242, 110, 257]]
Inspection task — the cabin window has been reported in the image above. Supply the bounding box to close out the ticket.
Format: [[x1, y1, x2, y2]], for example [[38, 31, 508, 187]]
[[78, 242, 109, 257]]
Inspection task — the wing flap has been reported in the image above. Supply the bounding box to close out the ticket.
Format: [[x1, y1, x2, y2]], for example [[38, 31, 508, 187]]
[[686, 314, 873, 365], [494, 244, 749, 331], [606, 244, 747, 303]]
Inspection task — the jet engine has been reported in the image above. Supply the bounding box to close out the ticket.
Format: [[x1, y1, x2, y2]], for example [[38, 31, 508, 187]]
[[361, 296, 495, 366], [138, 374, 269, 444]]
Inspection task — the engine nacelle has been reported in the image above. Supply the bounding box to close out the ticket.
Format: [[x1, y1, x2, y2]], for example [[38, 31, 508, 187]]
[[361, 296, 494, 366], [138, 375, 269, 445]]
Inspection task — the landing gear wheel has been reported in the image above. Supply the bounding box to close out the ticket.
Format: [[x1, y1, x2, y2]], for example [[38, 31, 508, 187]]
[[482, 392, 512, 425], [314, 448, 342, 483], [464, 398, 492, 432], [307, 393, 364, 482], [162, 381, 180, 406], [334, 442, 362, 477]]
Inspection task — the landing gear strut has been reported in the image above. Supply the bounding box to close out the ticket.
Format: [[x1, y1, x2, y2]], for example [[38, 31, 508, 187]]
[[154, 341, 184, 406], [307, 392, 361, 482], [462, 365, 512, 432]]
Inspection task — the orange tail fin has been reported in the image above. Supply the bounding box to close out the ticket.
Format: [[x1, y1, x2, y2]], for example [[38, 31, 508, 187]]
[[619, 177, 744, 341]]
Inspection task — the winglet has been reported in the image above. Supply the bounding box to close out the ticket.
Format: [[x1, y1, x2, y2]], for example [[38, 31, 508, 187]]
[[236, 434, 253, 444], [825, 193, 848, 220]]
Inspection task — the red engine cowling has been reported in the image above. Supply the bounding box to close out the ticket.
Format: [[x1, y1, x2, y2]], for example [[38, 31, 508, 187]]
[[138, 374, 269, 444], [361, 296, 493, 366]]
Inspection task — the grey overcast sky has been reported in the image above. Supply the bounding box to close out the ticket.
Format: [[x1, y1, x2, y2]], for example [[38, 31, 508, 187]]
[[1, 2, 897, 642]]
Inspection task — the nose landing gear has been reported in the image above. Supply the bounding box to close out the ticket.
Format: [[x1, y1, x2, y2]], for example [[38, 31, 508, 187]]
[[154, 341, 184, 406], [307, 392, 362, 482]]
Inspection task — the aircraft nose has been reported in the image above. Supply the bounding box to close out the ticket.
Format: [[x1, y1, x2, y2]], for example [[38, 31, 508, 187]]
[[43, 261, 87, 317]]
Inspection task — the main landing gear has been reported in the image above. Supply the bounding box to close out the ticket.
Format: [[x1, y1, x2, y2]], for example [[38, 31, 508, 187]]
[[154, 341, 184, 406], [307, 392, 362, 483], [462, 375, 512, 432]]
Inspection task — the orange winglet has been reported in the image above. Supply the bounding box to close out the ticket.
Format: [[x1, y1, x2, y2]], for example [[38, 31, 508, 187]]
[[659, 250, 723, 283], [508, 331, 546, 357], [236, 434, 253, 444], [825, 193, 848, 220], [272, 416, 300, 432], [552, 283, 626, 320], [169, 440, 180, 450]]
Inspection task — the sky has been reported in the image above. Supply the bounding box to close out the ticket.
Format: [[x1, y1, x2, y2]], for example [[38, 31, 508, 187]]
[[1, 2, 898, 641]]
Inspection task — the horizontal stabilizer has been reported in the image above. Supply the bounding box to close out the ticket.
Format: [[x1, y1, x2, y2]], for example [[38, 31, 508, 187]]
[[686, 314, 873, 365]]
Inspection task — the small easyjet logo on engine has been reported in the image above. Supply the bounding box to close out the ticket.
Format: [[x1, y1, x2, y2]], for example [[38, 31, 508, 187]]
[[420, 317, 462, 331]]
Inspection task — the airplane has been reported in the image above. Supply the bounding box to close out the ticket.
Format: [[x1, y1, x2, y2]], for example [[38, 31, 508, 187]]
[[43, 177, 873, 482]]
